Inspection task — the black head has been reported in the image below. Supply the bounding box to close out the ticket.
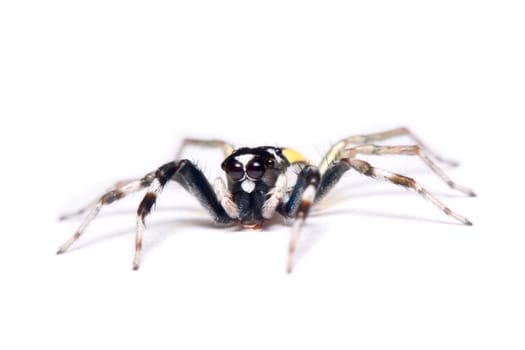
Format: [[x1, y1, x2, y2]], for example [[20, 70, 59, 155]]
[[221, 147, 289, 226]]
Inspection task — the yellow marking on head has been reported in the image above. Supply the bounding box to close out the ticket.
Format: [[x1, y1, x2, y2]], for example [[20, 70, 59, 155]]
[[282, 148, 310, 164]]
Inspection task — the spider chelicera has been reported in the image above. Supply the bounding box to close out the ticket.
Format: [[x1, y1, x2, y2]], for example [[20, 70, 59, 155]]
[[57, 127, 475, 272]]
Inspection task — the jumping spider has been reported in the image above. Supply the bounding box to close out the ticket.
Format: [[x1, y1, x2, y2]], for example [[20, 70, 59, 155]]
[[58, 127, 475, 272]]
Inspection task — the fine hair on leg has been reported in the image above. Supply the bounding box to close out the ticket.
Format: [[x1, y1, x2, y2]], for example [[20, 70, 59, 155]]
[[56, 172, 156, 254], [344, 158, 472, 225], [319, 127, 458, 174], [339, 144, 476, 196]]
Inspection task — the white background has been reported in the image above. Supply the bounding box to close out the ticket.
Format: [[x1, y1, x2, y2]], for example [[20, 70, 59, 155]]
[[1, 1, 524, 349]]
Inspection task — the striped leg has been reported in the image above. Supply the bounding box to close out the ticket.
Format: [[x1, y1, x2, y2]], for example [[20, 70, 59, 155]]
[[339, 144, 476, 196], [278, 165, 321, 273], [56, 172, 156, 254], [175, 138, 234, 159], [133, 160, 234, 270], [346, 159, 472, 225], [319, 127, 457, 174]]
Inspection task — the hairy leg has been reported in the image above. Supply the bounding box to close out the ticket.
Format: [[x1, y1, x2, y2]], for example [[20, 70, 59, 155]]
[[319, 127, 457, 174], [57, 172, 155, 254], [133, 160, 234, 269], [345, 158, 472, 225], [278, 165, 321, 273], [339, 144, 475, 196]]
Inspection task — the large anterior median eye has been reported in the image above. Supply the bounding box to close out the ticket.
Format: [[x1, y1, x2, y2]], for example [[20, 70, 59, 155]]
[[246, 159, 265, 179], [222, 160, 244, 181]]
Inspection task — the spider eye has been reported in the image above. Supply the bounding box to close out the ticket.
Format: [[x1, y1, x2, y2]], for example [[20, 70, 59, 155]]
[[265, 158, 275, 168], [246, 159, 265, 179], [223, 160, 244, 181]]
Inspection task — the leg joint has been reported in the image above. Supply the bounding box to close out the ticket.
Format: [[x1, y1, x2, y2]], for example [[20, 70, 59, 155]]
[[156, 160, 186, 186], [101, 190, 125, 204], [137, 192, 157, 219]]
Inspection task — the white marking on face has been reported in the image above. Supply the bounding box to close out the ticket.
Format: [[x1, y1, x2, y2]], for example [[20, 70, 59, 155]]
[[266, 148, 280, 163], [235, 154, 254, 166], [241, 179, 256, 193]]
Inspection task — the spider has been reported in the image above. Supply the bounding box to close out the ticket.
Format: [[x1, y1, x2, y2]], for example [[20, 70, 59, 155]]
[[57, 127, 475, 272]]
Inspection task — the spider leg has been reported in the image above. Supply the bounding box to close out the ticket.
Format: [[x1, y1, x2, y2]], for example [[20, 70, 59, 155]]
[[56, 172, 156, 254], [277, 165, 321, 273], [133, 160, 234, 270], [58, 178, 153, 221], [319, 127, 457, 174], [175, 138, 234, 159], [316, 158, 472, 225], [339, 144, 476, 196]]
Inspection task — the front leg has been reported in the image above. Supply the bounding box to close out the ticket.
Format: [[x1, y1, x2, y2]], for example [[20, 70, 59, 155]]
[[278, 165, 321, 273], [134, 160, 234, 270]]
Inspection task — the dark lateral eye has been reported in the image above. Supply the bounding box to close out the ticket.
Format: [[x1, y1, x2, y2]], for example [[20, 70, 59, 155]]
[[223, 160, 244, 181], [246, 159, 265, 179]]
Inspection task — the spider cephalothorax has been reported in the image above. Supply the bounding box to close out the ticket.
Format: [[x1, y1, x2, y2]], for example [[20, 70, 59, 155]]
[[221, 146, 290, 228], [57, 128, 475, 272]]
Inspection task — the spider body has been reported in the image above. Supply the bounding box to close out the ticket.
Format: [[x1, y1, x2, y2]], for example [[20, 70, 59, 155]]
[[58, 128, 475, 272]]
